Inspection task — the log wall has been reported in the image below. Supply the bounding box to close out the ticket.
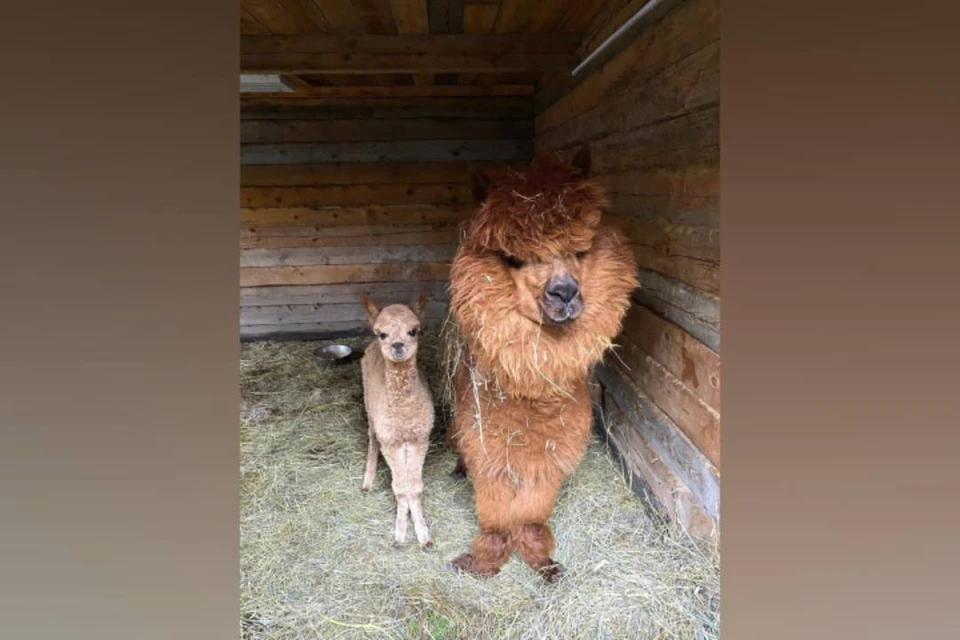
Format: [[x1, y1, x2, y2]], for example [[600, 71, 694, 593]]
[[239, 97, 534, 340], [536, 0, 721, 541]]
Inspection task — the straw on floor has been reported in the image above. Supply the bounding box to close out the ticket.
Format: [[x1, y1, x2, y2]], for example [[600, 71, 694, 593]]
[[240, 329, 719, 640]]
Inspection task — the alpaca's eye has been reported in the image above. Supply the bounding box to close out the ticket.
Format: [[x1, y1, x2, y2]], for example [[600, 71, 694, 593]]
[[408, 327, 419, 338], [576, 250, 588, 260], [378, 332, 387, 340], [497, 251, 525, 269]]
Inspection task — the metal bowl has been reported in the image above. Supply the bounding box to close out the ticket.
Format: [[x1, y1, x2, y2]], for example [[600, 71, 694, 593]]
[[314, 344, 353, 366]]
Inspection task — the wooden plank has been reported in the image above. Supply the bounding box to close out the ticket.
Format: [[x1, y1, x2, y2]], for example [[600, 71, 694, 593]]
[[240, 184, 473, 207], [240, 261, 451, 287], [598, 388, 718, 542], [390, 0, 431, 34], [240, 204, 471, 228], [240, 162, 494, 186], [636, 269, 719, 327], [241, 300, 448, 325], [449, 0, 465, 33], [598, 364, 720, 522], [614, 343, 721, 468], [241, 0, 300, 35], [428, 0, 450, 34], [633, 289, 719, 354], [241, 228, 460, 249], [240, 118, 532, 142], [241, 33, 580, 53], [241, 51, 571, 74], [596, 162, 720, 199], [633, 244, 720, 296], [240, 281, 449, 307], [313, 0, 365, 33], [618, 303, 721, 411], [606, 194, 719, 229], [538, 0, 717, 121], [240, 100, 533, 119], [537, 41, 719, 151], [240, 321, 367, 340], [607, 215, 720, 264], [239, 244, 457, 267], [241, 222, 460, 238], [240, 139, 533, 164], [463, 2, 499, 34], [353, 0, 399, 34], [240, 84, 534, 98], [241, 7, 271, 35]]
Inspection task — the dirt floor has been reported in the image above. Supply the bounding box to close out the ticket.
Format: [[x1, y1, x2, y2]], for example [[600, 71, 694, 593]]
[[240, 329, 720, 640]]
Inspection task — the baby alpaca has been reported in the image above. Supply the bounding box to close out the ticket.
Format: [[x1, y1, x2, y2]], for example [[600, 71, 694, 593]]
[[359, 291, 435, 549]]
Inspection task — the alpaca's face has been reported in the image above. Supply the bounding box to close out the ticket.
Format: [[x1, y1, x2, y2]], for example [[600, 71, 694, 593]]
[[371, 305, 421, 363], [497, 251, 587, 326]]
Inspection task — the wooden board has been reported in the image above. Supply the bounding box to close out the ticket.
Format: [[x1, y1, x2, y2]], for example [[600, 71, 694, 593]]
[[636, 269, 720, 328], [607, 215, 720, 265], [633, 288, 720, 354], [619, 304, 721, 411], [241, 118, 531, 143], [537, 42, 720, 152], [614, 343, 720, 468], [240, 262, 451, 287], [598, 364, 720, 523], [598, 388, 718, 542], [240, 244, 457, 267], [241, 84, 534, 98], [241, 33, 579, 55], [240, 100, 533, 120], [241, 228, 460, 249], [390, 0, 430, 34], [537, 0, 719, 123], [606, 194, 719, 229], [633, 244, 720, 296], [240, 281, 449, 307], [240, 162, 494, 186], [241, 300, 448, 325], [240, 184, 473, 207], [242, 52, 571, 74], [240, 139, 533, 164], [240, 204, 472, 228]]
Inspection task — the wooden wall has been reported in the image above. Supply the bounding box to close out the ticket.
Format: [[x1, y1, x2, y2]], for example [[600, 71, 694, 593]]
[[239, 97, 534, 340], [535, 0, 721, 541]]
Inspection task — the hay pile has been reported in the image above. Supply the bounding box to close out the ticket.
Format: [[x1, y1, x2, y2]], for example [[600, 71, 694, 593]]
[[241, 329, 719, 640]]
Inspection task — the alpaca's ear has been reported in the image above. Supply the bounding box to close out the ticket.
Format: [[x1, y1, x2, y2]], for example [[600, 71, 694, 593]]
[[359, 294, 380, 328], [470, 170, 491, 204], [411, 289, 428, 319], [571, 145, 591, 177]]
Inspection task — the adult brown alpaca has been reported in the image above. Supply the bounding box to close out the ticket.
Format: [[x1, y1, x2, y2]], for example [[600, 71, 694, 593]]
[[445, 149, 638, 581]]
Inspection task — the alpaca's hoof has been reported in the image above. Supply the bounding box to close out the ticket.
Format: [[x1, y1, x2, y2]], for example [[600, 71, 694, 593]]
[[451, 553, 499, 577], [537, 561, 564, 584], [361, 485, 372, 492], [421, 540, 434, 551]]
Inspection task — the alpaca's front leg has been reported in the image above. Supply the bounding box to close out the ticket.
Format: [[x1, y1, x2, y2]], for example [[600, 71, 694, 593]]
[[405, 442, 432, 550], [451, 472, 514, 576], [361, 425, 379, 492]]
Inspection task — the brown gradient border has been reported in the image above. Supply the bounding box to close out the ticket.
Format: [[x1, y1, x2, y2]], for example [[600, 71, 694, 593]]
[[2, 1, 959, 638], [722, 0, 960, 637], [0, 1, 239, 638]]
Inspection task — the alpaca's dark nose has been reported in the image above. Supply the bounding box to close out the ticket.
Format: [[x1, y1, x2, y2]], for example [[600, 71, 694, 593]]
[[392, 342, 405, 353], [545, 276, 580, 304]]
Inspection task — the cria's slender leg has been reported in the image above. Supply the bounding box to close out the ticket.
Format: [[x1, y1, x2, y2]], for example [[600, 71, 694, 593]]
[[405, 443, 432, 550], [361, 425, 379, 492], [381, 446, 410, 546]]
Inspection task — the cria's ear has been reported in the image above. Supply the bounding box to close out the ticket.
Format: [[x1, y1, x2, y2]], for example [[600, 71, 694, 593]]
[[470, 170, 491, 204], [359, 294, 380, 328], [411, 289, 428, 319], [571, 144, 591, 177]]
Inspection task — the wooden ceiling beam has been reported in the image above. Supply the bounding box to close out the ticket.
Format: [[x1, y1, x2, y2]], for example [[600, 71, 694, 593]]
[[240, 84, 534, 99], [241, 33, 579, 55]]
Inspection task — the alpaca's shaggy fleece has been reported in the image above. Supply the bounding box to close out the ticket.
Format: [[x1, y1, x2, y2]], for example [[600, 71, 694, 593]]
[[446, 157, 639, 578]]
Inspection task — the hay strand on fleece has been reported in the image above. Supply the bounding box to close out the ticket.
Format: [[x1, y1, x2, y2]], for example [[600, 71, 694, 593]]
[[241, 330, 719, 640]]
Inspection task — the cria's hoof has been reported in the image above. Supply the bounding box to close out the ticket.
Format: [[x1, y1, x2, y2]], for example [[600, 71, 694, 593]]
[[361, 485, 372, 492], [392, 540, 403, 549], [421, 540, 434, 551], [451, 553, 499, 577], [537, 561, 564, 584]]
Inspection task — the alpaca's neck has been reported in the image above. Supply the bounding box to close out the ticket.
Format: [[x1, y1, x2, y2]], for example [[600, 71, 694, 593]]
[[385, 359, 418, 399]]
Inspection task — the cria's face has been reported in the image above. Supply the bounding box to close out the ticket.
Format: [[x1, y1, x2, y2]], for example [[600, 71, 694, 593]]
[[496, 251, 588, 327], [373, 306, 421, 363]]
